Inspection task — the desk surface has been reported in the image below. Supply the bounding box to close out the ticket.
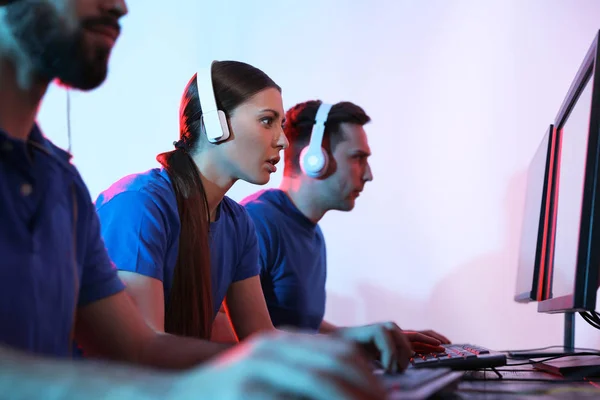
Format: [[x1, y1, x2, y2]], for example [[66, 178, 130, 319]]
[[437, 364, 600, 399]]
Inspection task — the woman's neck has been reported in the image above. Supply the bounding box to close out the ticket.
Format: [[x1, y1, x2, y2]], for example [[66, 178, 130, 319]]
[[192, 152, 236, 221]]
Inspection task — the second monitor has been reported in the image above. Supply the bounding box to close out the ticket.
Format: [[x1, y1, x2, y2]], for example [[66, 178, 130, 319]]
[[514, 124, 557, 303]]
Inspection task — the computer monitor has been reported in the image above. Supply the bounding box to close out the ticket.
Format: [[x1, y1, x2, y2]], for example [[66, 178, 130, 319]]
[[538, 29, 600, 314], [514, 124, 557, 303]]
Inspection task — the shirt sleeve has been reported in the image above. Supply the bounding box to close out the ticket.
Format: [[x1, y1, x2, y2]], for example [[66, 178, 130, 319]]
[[95, 191, 170, 284], [77, 192, 126, 307], [232, 209, 261, 282]]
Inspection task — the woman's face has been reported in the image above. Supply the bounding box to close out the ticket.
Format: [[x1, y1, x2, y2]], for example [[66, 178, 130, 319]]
[[220, 87, 289, 185]]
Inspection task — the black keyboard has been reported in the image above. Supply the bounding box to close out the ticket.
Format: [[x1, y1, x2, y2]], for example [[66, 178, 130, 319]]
[[410, 343, 506, 370]]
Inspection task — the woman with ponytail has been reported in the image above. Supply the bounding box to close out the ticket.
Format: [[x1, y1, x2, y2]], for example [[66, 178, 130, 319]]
[[95, 60, 287, 341]]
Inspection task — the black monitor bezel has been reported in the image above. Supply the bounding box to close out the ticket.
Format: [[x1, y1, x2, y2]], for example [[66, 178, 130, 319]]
[[538, 30, 600, 313], [514, 124, 557, 303]]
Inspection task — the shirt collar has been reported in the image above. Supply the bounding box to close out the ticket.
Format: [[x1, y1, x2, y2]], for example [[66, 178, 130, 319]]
[[273, 189, 317, 230], [28, 123, 73, 162]]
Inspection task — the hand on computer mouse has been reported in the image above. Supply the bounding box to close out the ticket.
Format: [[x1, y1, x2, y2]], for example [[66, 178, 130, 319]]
[[172, 330, 387, 400], [334, 322, 412, 374]]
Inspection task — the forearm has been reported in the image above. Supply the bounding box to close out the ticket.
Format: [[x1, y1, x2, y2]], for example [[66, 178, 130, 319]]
[[0, 345, 176, 400], [211, 310, 239, 343], [139, 332, 235, 370], [319, 320, 340, 334], [224, 277, 277, 341]]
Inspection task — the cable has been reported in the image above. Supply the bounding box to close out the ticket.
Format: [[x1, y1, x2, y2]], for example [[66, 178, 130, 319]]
[[580, 310, 600, 326], [506, 351, 600, 366], [580, 312, 600, 330], [501, 344, 600, 354], [465, 368, 596, 383], [66, 88, 72, 154], [579, 312, 600, 329], [461, 352, 600, 389]]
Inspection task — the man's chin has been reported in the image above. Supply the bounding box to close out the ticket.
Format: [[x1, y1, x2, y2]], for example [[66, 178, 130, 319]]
[[55, 65, 108, 91], [335, 200, 356, 212]]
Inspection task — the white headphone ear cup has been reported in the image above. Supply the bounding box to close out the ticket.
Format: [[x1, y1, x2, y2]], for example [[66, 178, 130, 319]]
[[300, 146, 328, 178], [205, 109, 230, 143], [317, 150, 329, 177]]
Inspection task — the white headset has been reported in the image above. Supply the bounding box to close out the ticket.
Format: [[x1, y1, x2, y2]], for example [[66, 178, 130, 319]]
[[196, 61, 230, 143], [299, 102, 333, 178]]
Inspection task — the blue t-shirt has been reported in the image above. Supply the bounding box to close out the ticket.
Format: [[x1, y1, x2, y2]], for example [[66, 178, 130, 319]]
[[241, 189, 327, 332], [95, 168, 260, 319], [0, 125, 125, 357]]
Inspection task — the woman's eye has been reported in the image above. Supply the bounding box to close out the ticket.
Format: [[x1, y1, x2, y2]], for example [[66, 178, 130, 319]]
[[261, 117, 274, 126]]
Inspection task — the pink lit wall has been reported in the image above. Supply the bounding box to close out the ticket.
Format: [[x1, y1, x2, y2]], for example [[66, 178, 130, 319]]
[[38, 0, 600, 351]]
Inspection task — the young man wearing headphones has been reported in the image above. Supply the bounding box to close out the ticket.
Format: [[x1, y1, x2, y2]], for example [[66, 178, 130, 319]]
[[241, 100, 451, 351]]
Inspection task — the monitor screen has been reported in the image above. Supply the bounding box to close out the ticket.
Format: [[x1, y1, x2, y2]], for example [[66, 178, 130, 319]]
[[539, 31, 600, 313], [549, 77, 593, 300], [515, 125, 555, 302]]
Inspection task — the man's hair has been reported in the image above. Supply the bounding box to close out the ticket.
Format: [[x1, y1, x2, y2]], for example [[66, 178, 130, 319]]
[[283, 100, 371, 175]]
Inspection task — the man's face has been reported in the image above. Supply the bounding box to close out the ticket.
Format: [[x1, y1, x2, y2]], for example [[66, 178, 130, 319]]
[[318, 122, 373, 212], [3, 0, 127, 90]]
